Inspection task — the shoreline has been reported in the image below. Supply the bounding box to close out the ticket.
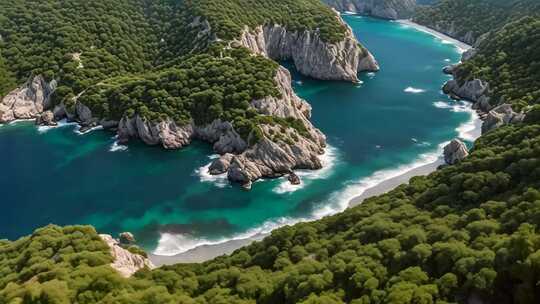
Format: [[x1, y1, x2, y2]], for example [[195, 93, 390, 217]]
[[396, 19, 472, 52], [149, 18, 481, 267]]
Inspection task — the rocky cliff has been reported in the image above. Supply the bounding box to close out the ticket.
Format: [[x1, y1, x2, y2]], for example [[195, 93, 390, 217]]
[[235, 17, 379, 83], [441, 51, 525, 134], [0, 75, 56, 123], [116, 67, 326, 189], [100, 234, 154, 278], [324, 0, 417, 20]]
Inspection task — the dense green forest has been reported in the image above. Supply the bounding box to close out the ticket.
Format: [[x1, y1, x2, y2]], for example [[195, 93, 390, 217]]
[[0, 51, 16, 97], [414, 0, 540, 43], [454, 17, 540, 111], [2, 120, 540, 303]]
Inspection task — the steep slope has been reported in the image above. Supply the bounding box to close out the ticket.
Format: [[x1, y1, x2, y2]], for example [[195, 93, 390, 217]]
[[414, 0, 540, 45], [0, 0, 377, 188], [324, 0, 417, 20]]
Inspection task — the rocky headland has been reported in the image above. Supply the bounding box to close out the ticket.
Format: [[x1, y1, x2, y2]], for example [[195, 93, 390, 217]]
[[441, 50, 524, 135], [324, 0, 417, 20], [0, 12, 376, 190]]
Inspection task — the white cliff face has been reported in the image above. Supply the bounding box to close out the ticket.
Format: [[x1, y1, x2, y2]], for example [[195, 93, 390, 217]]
[[0, 75, 56, 123], [236, 19, 378, 82], [324, 0, 417, 20], [100, 234, 154, 278]]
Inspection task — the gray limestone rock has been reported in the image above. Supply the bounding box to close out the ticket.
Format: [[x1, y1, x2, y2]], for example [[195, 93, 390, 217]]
[[443, 139, 469, 165], [236, 15, 378, 83], [0, 75, 56, 123]]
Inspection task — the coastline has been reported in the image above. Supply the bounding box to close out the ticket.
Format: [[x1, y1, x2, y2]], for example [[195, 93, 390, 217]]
[[148, 19, 480, 267], [396, 19, 472, 52]]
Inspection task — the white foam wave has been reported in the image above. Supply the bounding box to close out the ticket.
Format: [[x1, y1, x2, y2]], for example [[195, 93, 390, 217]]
[[74, 125, 103, 135], [273, 145, 339, 194], [37, 119, 78, 134], [194, 155, 229, 188], [295, 80, 304, 85], [433, 101, 481, 142], [342, 11, 357, 15], [456, 110, 481, 142], [154, 142, 452, 256], [404, 87, 426, 94], [109, 140, 128, 152], [444, 58, 451, 62], [8, 118, 35, 124], [366, 72, 376, 78]]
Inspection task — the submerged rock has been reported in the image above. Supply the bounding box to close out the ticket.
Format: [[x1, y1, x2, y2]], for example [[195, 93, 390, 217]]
[[443, 139, 469, 165]]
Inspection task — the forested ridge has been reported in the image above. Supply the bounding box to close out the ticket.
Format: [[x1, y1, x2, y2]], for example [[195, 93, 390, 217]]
[[2, 0, 540, 303], [454, 17, 540, 111], [414, 0, 540, 44], [1, 120, 540, 303], [0, 0, 347, 142]]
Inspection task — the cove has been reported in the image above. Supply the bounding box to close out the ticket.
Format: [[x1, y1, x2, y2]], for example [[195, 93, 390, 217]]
[[0, 16, 475, 255]]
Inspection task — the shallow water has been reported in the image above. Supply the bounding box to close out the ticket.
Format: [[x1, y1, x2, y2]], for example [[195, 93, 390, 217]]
[[0, 16, 475, 255]]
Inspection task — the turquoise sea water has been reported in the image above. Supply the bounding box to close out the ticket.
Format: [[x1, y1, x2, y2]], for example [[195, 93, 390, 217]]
[[0, 16, 476, 255]]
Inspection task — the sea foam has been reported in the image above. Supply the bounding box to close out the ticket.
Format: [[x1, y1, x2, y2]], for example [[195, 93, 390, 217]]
[[273, 145, 339, 194], [194, 155, 229, 188], [404, 87, 426, 94]]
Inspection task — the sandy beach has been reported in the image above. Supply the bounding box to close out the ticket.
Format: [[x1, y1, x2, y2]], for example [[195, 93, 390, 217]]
[[396, 19, 472, 51], [149, 18, 478, 267]]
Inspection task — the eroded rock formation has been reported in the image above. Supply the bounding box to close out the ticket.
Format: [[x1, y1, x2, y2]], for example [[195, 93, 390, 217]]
[[100, 234, 154, 278], [0, 75, 56, 123], [236, 19, 379, 83]]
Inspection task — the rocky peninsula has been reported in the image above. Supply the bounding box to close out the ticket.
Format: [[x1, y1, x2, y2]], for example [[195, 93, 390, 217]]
[[0, 10, 377, 190]]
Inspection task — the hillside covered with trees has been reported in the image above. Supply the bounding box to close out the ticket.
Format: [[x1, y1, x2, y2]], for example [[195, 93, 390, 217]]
[[1, 118, 540, 304], [2, 0, 540, 303], [413, 0, 540, 44], [454, 17, 540, 111], [0, 0, 348, 142]]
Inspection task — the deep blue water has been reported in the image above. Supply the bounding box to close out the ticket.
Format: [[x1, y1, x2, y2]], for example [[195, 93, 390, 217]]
[[0, 16, 475, 255]]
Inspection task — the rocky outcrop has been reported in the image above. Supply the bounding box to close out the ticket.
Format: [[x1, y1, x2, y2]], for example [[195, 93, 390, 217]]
[[441, 50, 524, 134], [324, 0, 417, 19], [482, 104, 525, 134], [210, 67, 326, 189], [288, 172, 301, 185], [443, 78, 488, 103], [0, 75, 56, 123], [117, 115, 194, 149], [35, 110, 57, 126], [236, 17, 378, 83], [100, 234, 154, 278], [119, 232, 136, 245], [443, 139, 469, 165]]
